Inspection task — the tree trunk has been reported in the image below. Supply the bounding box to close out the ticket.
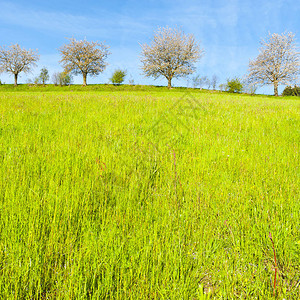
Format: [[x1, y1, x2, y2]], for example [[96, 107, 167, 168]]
[[14, 73, 18, 86], [167, 77, 172, 89], [274, 81, 278, 96], [83, 73, 87, 86]]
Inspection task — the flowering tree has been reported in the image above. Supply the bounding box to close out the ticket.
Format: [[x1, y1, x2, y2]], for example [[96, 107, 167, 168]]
[[0, 44, 39, 86], [141, 27, 203, 89], [248, 32, 300, 96], [59, 38, 110, 86]]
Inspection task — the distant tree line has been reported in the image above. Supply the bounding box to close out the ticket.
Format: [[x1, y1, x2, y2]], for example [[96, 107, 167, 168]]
[[0, 28, 299, 95]]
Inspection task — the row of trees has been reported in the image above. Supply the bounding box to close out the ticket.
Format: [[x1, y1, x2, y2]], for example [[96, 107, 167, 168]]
[[26, 68, 127, 86], [25, 67, 252, 95], [191, 74, 219, 89], [0, 28, 299, 95]]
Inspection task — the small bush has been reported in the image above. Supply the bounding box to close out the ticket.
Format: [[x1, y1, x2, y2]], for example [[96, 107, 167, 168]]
[[128, 75, 135, 85], [34, 77, 41, 85], [226, 78, 243, 93], [282, 85, 300, 96], [110, 69, 126, 85]]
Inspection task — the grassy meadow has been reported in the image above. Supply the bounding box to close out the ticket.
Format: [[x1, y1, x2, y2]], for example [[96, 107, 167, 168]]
[[0, 85, 299, 299]]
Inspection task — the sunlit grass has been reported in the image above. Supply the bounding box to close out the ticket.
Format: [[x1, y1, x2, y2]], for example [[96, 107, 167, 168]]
[[0, 88, 299, 299]]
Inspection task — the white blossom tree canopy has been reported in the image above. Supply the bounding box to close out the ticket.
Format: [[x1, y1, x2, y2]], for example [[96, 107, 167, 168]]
[[59, 38, 110, 86], [141, 27, 204, 89], [0, 44, 39, 86], [248, 32, 300, 96]]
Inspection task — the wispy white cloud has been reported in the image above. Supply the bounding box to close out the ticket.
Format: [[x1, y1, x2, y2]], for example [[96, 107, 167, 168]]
[[0, 1, 151, 40]]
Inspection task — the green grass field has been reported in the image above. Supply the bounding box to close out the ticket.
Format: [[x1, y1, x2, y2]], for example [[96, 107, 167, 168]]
[[0, 85, 299, 299]]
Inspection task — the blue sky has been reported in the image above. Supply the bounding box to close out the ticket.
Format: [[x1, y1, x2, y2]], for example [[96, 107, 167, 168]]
[[0, 0, 299, 94]]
